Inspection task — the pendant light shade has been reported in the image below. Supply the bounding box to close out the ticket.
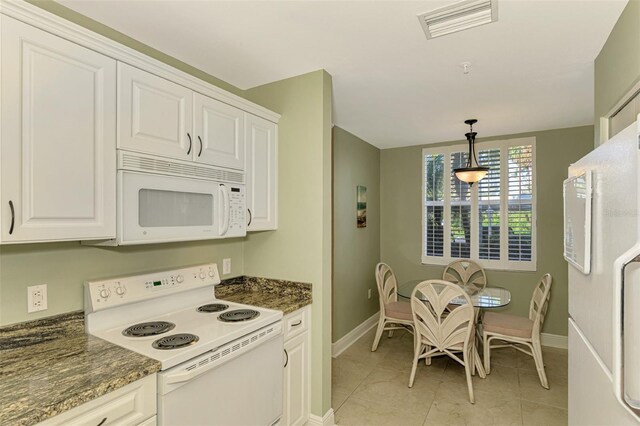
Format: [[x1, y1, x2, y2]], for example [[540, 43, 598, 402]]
[[454, 119, 489, 185]]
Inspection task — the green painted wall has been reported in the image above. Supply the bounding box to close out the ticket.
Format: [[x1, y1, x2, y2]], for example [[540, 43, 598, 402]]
[[26, 0, 245, 97], [0, 240, 244, 325], [332, 126, 380, 342], [243, 70, 333, 417], [594, 0, 640, 145], [380, 125, 594, 337]]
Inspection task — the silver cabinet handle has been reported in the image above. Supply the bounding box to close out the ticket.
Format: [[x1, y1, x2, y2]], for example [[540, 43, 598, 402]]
[[8, 200, 14, 235], [187, 133, 192, 155], [198, 136, 203, 157], [247, 208, 252, 227], [291, 320, 302, 327], [284, 349, 289, 368]]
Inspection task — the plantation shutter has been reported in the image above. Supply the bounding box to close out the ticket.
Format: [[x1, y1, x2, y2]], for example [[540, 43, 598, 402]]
[[424, 153, 444, 257], [478, 149, 501, 260], [508, 145, 534, 261], [450, 152, 471, 258]]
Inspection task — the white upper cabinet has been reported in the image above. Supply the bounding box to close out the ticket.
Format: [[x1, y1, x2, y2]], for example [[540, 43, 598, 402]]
[[245, 114, 278, 231], [194, 93, 245, 170], [118, 63, 193, 160], [0, 16, 116, 243], [119, 65, 245, 170]]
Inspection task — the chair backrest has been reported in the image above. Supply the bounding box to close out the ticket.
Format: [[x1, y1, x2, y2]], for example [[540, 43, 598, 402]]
[[375, 263, 398, 310], [529, 273, 553, 335], [442, 259, 487, 293], [410, 280, 475, 351]]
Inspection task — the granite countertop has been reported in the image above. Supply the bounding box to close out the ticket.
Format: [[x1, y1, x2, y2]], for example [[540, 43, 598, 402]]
[[0, 311, 161, 426], [215, 276, 312, 314]]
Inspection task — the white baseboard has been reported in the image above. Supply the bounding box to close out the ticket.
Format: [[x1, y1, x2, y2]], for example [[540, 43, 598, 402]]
[[307, 409, 335, 426], [541, 332, 568, 349], [331, 312, 379, 358]]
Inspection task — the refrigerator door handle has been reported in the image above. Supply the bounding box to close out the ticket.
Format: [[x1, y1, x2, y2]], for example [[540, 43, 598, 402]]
[[620, 255, 640, 415]]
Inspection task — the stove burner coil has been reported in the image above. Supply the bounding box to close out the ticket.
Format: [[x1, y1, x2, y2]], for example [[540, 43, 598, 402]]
[[122, 321, 175, 337], [197, 303, 229, 313], [218, 309, 260, 323], [152, 333, 199, 350]]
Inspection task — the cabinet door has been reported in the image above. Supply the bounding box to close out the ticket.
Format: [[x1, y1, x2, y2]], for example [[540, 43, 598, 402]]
[[194, 93, 245, 170], [118, 63, 193, 160], [0, 16, 116, 243], [283, 332, 310, 426], [38, 374, 156, 426], [245, 114, 278, 231]]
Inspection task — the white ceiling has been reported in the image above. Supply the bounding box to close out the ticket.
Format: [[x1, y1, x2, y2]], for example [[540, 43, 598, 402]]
[[59, 0, 627, 148]]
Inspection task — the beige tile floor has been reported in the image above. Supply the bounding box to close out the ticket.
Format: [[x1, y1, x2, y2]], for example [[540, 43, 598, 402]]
[[332, 328, 568, 426]]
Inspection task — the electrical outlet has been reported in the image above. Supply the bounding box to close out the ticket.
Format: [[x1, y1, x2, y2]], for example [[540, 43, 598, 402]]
[[368, 288, 372, 299], [27, 284, 47, 313], [223, 258, 231, 275]]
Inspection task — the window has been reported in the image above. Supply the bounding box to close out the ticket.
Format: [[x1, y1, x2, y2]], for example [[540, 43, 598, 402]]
[[422, 137, 536, 271]]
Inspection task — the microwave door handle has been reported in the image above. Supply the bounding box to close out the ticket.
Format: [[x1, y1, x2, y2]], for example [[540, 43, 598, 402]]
[[621, 255, 640, 416], [219, 184, 230, 235]]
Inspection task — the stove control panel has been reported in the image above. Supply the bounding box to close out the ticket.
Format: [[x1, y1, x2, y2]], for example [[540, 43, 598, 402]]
[[85, 263, 221, 313]]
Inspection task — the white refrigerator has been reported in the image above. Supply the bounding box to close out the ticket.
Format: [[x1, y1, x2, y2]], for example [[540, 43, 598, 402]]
[[567, 118, 640, 424]]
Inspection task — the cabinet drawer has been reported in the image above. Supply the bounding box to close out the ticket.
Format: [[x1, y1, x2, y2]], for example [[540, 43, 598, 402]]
[[39, 375, 156, 426], [284, 307, 310, 341]]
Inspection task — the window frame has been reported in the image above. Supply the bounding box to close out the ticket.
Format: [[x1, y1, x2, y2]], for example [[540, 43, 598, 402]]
[[421, 137, 537, 271]]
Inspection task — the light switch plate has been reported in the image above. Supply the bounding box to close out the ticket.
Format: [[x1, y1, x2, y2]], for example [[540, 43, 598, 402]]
[[223, 258, 231, 275], [27, 284, 47, 313]]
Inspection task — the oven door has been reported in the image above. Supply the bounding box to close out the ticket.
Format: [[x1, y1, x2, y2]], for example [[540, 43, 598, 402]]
[[119, 171, 224, 245], [157, 329, 284, 426]]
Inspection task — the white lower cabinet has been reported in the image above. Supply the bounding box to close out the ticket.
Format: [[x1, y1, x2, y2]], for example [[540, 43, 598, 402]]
[[282, 306, 311, 426], [38, 374, 156, 426], [136, 416, 157, 426]]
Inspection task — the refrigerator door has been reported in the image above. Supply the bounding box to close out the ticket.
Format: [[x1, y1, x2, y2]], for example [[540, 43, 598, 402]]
[[568, 121, 640, 373], [568, 118, 640, 423], [569, 319, 637, 425]]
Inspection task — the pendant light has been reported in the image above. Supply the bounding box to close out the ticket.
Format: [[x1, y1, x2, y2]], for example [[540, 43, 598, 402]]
[[454, 119, 489, 185]]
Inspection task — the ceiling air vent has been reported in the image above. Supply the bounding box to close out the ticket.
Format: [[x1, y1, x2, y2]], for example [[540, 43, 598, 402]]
[[418, 0, 498, 40]]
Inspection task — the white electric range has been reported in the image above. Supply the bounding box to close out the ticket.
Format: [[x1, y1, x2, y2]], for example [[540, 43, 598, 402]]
[[84, 263, 283, 426]]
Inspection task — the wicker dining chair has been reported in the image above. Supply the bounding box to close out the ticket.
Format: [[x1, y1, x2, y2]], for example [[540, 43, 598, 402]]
[[371, 263, 415, 352], [482, 273, 553, 389], [408, 280, 477, 403], [442, 259, 487, 293]]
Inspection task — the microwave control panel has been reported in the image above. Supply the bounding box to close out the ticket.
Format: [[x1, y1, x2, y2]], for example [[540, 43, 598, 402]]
[[227, 185, 246, 236]]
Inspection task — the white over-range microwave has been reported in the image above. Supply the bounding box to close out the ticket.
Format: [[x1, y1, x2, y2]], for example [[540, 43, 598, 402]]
[[111, 150, 246, 245]]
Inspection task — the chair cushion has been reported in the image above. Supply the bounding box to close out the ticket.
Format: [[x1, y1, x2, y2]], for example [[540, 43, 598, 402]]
[[483, 311, 533, 339], [384, 301, 413, 321]]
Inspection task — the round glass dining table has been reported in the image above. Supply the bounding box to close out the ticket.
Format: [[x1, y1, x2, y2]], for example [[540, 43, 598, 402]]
[[397, 279, 511, 308]]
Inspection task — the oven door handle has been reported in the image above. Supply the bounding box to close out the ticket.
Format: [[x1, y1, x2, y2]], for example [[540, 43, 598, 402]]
[[162, 368, 202, 385]]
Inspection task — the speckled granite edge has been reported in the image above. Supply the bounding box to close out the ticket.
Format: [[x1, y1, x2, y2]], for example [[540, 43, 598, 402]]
[[0, 311, 161, 426], [215, 276, 312, 314]]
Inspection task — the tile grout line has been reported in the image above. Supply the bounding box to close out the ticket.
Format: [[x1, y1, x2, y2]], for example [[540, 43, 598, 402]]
[[421, 380, 443, 426], [333, 347, 386, 418]]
